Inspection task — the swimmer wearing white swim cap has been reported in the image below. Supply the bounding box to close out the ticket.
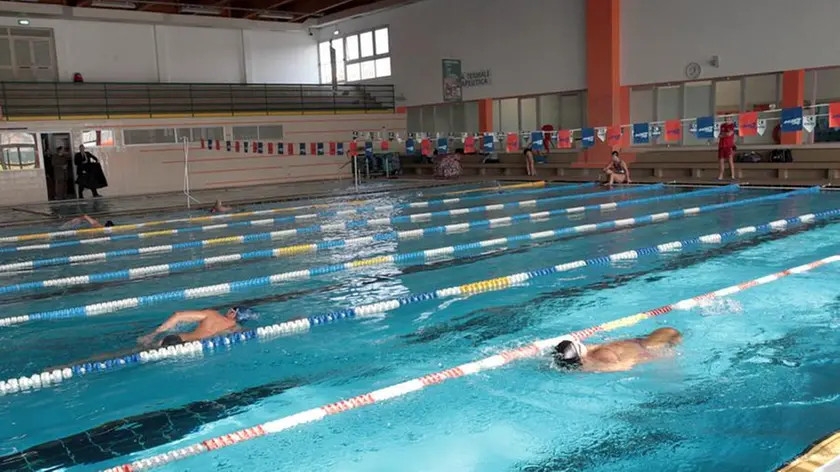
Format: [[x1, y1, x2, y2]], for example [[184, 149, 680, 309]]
[[553, 327, 682, 373]]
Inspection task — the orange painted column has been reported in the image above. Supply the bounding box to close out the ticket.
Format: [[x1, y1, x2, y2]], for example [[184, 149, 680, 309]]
[[781, 69, 804, 145], [583, 0, 628, 166], [477, 98, 493, 133]]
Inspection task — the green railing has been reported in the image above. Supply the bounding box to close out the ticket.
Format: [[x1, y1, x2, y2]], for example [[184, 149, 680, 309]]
[[0, 82, 396, 120]]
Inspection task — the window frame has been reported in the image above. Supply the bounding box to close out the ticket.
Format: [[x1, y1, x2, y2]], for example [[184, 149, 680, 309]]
[[318, 26, 391, 84]]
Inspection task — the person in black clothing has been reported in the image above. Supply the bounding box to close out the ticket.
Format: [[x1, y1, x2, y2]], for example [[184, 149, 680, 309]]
[[73, 145, 103, 198]]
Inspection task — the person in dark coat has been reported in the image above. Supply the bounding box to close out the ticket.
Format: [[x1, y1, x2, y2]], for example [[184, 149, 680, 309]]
[[73, 145, 107, 198]]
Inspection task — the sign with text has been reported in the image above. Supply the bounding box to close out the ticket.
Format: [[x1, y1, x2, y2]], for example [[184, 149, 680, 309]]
[[461, 69, 491, 87]]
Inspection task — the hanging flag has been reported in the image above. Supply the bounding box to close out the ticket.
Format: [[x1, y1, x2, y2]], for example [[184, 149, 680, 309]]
[[738, 112, 758, 136], [464, 136, 476, 153], [757, 119, 767, 136], [286, 143, 294, 155], [307, 143, 314, 155], [482, 135, 495, 153], [244, 141, 250, 153], [803, 114, 816, 133], [380, 140, 390, 151], [405, 138, 416, 154], [421, 139, 432, 156], [606, 126, 622, 146], [364, 141, 373, 157], [830, 103, 840, 129], [581, 128, 595, 148], [267, 142, 274, 154], [664, 120, 682, 142], [257, 142, 264, 154], [695, 116, 714, 139], [349, 141, 358, 156], [781, 107, 803, 132], [234, 141, 241, 153], [226, 141, 232, 152], [557, 130, 572, 149], [529, 131, 544, 151], [388, 131, 395, 141], [277, 142, 284, 155], [206, 139, 213, 150], [297, 143, 305, 155], [505, 133, 519, 152], [596, 127, 607, 142], [200, 139, 206, 149], [337, 142, 345, 155], [329, 142, 337, 155], [437, 137, 449, 154], [650, 124, 662, 139], [713, 122, 721, 139], [352, 131, 359, 140], [632, 123, 650, 145], [251, 142, 258, 153]]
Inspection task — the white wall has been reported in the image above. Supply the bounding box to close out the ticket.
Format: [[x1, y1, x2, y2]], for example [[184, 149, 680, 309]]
[[622, 0, 840, 86], [0, 16, 317, 84], [317, 0, 586, 106]]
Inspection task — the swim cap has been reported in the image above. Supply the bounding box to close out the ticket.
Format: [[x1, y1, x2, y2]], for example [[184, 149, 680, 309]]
[[553, 338, 587, 369], [232, 306, 257, 323], [104, 221, 114, 227]]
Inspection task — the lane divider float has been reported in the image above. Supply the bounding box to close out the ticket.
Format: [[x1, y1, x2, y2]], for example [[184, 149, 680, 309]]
[[0, 186, 804, 296], [441, 180, 546, 195], [0, 181, 576, 245], [2, 204, 834, 397], [99, 254, 840, 471], [0, 184, 674, 273], [0, 183, 628, 255]]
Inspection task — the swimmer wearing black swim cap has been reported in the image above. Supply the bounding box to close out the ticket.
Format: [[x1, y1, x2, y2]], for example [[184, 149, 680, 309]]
[[137, 306, 258, 347], [552, 328, 682, 373]]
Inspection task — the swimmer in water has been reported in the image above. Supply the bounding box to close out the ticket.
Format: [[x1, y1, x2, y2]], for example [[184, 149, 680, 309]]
[[210, 199, 233, 213], [137, 306, 257, 347], [61, 215, 114, 229], [552, 327, 682, 372]]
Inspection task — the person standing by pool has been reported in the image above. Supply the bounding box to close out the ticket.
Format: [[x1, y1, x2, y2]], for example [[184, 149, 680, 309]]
[[602, 151, 630, 186], [523, 146, 537, 177], [137, 306, 257, 347], [552, 327, 682, 372], [717, 115, 737, 181]]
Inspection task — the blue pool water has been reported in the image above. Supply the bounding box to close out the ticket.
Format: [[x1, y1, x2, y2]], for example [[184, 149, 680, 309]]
[[0, 182, 839, 471]]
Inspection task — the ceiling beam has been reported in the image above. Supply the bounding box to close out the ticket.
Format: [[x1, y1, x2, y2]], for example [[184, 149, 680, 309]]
[[243, 0, 296, 19], [292, 0, 356, 22]]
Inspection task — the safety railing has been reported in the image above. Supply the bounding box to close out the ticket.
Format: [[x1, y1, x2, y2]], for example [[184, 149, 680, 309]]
[[0, 82, 396, 120]]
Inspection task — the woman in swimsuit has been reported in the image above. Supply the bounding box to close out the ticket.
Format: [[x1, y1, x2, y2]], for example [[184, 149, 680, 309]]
[[603, 151, 631, 186], [523, 147, 536, 177], [553, 327, 682, 373]]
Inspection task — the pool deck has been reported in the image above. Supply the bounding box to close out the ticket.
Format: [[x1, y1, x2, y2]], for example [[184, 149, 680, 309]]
[[779, 431, 840, 472], [0, 177, 495, 229]]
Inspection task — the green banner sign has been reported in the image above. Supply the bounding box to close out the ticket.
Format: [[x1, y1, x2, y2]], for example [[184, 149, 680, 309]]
[[441, 58, 462, 103]]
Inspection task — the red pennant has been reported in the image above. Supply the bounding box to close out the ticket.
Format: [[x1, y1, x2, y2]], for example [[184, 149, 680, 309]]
[[215, 141, 220, 150], [606, 126, 622, 146], [200, 139, 206, 149], [664, 120, 682, 142], [464, 136, 476, 153], [557, 130, 572, 149], [349, 141, 358, 156], [286, 143, 294, 155], [267, 143, 274, 154], [830, 103, 840, 129], [738, 112, 758, 137], [329, 142, 336, 155], [251, 142, 257, 153], [380, 140, 390, 151], [234, 141, 241, 152], [421, 139, 432, 157], [505, 133, 519, 152], [310, 143, 317, 155]]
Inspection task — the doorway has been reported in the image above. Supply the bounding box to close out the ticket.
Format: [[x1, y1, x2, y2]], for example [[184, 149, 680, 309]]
[[40, 132, 74, 200]]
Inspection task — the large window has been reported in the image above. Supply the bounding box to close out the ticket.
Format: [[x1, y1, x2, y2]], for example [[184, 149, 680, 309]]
[[319, 27, 391, 84], [123, 126, 224, 146], [0, 132, 37, 171]]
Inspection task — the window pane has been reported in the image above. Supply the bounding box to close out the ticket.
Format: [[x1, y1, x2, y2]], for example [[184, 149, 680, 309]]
[[744, 74, 778, 144], [374, 28, 389, 55], [360, 60, 375, 80], [374, 57, 391, 78], [82, 130, 97, 147], [123, 128, 177, 145], [359, 32, 374, 58], [499, 98, 518, 132], [656, 86, 680, 121], [257, 125, 284, 140], [331, 39, 344, 62], [715, 79, 740, 114], [189, 127, 224, 141], [345, 35, 359, 61], [559, 93, 582, 129], [520, 97, 537, 132], [18, 147, 35, 167], [630, 88, 655, 124], [346, 63, 361, 82], [335, 60, 346, 82], [683, 81, 712, 146], [320, 63, 332, 84], [231, 126, 259, 140], [318, 41, 331, 65]]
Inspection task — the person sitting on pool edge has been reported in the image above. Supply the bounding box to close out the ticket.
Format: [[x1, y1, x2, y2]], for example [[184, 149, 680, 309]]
[[61, 214, 114, 229], [552, 327, 682, 372], [137, 306, 257, 347], [602, 151, 631, 187]]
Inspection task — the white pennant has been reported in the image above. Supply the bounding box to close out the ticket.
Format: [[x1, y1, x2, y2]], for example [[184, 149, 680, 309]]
[[803, 115, 816, 133], [596, 127, 607, 142], [756, 119, 767, 136], [713, 122, 721, 139]]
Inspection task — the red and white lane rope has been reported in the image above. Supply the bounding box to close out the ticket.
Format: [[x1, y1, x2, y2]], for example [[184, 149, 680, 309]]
[[101, 254, 840, 472]]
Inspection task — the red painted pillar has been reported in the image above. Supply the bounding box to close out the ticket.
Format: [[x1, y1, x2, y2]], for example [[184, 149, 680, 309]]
[[477, 98, 493, 133], [583, 0, 629, 165], [781, 69, 804, 145]]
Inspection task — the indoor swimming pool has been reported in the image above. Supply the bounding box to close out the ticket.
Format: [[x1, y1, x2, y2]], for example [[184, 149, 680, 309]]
[[0, 181, 838, 472]]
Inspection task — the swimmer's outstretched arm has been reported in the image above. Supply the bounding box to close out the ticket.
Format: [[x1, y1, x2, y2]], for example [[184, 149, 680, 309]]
[[137, 310, 212, 345]]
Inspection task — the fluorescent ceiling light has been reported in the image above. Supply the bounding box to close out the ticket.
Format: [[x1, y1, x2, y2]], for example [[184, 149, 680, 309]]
[[259, 12, 295, 20], [180, 5, 221, 15], [91, 0, 136, 9], [17, 19, 30, 25]]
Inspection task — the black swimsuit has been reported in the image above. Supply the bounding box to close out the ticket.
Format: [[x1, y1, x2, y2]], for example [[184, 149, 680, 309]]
[[611, 161, 626, 174]]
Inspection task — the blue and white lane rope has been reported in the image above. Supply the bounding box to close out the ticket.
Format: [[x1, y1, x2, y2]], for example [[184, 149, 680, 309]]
[[100, 254, 840, 472], [0, 182, 592, 245], [0, 187, 814, 326], [0, 183, 649, 255], [0, 185, 681, 273], [2, 205, 835, 397], [0, 186, 800, 295]]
